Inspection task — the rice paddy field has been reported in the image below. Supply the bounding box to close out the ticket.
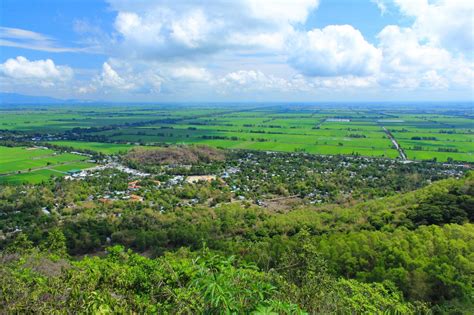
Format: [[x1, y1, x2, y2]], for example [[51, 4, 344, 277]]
[[1, 103, 472, 167], [0, 146, 95, 184], [51, 141, 137, 154]]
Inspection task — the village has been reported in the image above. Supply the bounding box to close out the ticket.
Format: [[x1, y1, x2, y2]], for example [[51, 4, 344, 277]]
[[62, 158, 240, 208], [55, 149, 469, 212]]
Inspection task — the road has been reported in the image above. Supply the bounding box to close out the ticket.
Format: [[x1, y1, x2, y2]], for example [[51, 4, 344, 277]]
[[382, 127, 408, 160]]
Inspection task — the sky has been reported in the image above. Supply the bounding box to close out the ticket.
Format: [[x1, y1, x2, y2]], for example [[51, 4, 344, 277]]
[[0, 0, 473, 102]]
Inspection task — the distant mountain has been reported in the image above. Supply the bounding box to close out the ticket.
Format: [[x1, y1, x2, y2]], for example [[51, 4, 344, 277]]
[[0, 93, 83, 105]]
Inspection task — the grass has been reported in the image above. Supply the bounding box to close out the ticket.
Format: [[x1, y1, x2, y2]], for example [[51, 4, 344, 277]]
[[1, 104, 472, 162], [50, 141, 138, 154], [0, 146, 96, 184], [0, 169, 60, 184]]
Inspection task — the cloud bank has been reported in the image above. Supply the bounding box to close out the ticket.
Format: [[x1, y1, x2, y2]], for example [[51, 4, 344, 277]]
[[1, 0, 472, 100]]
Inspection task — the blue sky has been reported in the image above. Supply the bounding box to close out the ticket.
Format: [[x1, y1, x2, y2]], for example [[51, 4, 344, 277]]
[[0, 0, 473, 102]]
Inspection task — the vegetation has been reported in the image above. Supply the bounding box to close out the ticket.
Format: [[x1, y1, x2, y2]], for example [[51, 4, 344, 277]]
[[1, 104, 472, 163], [0, 146, 95, 184], [1, 166, 473, 312], [2, 233, 424, 314], [126, 145, 225, 166], [0, 103, 473, 313]]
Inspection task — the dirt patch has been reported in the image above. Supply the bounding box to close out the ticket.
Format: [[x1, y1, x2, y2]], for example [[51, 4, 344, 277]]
[[261, 196, 304, 213], [24, 256, 71, 277]]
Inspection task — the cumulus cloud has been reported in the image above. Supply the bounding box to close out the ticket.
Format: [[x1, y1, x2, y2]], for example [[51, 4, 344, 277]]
[[310, 75, 378, 89], [378, 26, 452, 73], [215, 69, 379, 95], [99, 62, 136, 90], [98, 0, 472, 94], [288, 25, 381, 77], [0, 56, 73, 87], [170, 67, 212, 82], [108, 0, 319, 59], [217, 70, 292, 92], [376, 21, 474, 90], [91, 60, 163, 94], [6, 0, 471, 100], [80, 61, 163, 95], [80, 62, 306, 96], [385, 0, 474, 53]]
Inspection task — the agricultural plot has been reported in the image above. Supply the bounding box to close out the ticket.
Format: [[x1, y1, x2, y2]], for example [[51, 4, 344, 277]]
[[50, 141, 137, 154], [86, 111, 399, 158], [0, 146, 95, 184], [1, 104, 472, 162], [383, 113, 473, 162]]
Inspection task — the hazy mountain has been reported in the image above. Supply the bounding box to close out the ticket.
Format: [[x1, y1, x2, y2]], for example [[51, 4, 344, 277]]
[[0, 93, 80, 105]]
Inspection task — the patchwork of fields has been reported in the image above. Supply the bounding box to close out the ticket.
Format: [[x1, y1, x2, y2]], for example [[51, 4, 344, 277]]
[[382, 114, 473, 162], [1, 104, 472, 165], [0, 146, 95, 184], [51, 141, 136, 154]]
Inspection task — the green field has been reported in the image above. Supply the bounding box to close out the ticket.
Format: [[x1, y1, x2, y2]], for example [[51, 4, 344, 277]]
[[383, 113, 474, 162], [1, 104, 472, 162], [0, 146, 95, 184], [51, 141, 137, 154]]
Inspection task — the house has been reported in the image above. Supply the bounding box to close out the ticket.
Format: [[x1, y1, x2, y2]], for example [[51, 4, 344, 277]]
[[98, 198, 112, 204], [169, 175, 184, 185], [130, 194, 144, 202], [66, 169, 82, 175], [128, 180, 141, 190]]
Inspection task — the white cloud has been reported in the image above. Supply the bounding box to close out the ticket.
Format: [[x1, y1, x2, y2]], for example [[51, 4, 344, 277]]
[[5, 0, 472, 100], [217, 70, 292, 92], [215, 69, 380, 95], [108, 0, 319, 59], [393, 0, 474, 53], [99, 0, 472, 95], [310, 75, 378, 89], [288, 25, 382, 77], [170, 10, 211, 49], [376, 25, 474, 90], [377, 26, 452, 73], [0, 56, 73, 87], [371, 0, 388, 15], [170, 67, 212, 82], [99, 62, 136, 90], [365, 0, 474, 91], [0, 27, 88, 53], [0, 27, 49, 42], [244, 0, 319, 24], [80, 60, 218, 96], [81, 61, 164, 95]]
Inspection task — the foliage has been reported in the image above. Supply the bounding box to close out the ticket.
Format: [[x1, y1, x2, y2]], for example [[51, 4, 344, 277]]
[[0, 138, 473, 313], [313, 224, 474, 304], [1, 242, 302, 314], [1, 236, 425, 314]]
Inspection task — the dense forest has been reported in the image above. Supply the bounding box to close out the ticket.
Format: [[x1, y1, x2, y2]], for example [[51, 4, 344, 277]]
[[1, 146, 473, 313]]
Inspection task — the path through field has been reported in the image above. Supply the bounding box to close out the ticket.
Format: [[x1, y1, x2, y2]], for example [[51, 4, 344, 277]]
[[382, 127, 407, 160], [0, 161, 76, 176]]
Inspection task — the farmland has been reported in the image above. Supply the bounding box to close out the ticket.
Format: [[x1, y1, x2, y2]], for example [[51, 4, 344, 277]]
[[0, 146, 95, 184], [51, 141, 136, 154], [0, 103, 472, 163]]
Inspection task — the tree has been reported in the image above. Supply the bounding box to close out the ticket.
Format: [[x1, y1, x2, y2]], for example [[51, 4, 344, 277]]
[[6, 233, 33, 254], [41, 228, 68, 256]]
